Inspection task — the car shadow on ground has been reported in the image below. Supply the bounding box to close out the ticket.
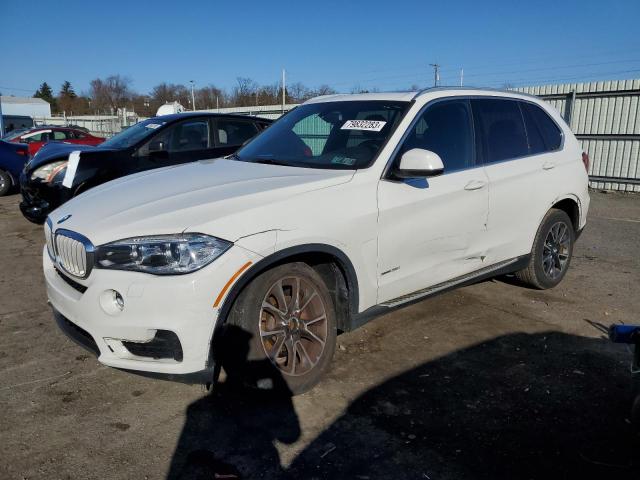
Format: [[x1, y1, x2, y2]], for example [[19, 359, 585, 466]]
[[169, 330, 640, 480]]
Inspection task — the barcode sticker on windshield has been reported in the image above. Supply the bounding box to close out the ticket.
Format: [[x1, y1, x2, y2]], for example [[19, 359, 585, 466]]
[[62, 151, 81, 188], [145, 123, 162, 129], [341, 120, 386, 132]]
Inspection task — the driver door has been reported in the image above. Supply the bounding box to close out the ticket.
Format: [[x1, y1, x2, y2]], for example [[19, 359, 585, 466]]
[[136, 118, 212, 171], [376, 98, 489, 304]]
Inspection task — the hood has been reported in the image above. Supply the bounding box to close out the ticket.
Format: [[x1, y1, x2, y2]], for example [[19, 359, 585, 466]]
[[26, 142, 116, 171], [49, 159, 355, 245]]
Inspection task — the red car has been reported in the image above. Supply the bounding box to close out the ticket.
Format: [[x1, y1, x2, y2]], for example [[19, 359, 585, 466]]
[[5, 126, 104, 156]]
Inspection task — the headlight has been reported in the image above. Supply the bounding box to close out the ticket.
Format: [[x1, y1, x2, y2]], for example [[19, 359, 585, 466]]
[[31, 160, 68, 183], [96, 234, 232, 275]]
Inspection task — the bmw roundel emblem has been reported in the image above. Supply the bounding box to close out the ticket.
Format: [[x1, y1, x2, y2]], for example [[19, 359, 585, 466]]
[[57, 214, 72, 224]]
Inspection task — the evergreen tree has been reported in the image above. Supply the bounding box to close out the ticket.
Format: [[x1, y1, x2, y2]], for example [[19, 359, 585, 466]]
[[60, 81, 76, 98], [34, 82, 54, 103]]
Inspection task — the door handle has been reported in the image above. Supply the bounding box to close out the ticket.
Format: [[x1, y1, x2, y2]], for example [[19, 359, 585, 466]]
[[543, 161, 556, 170], [464, 180, 487, 191]]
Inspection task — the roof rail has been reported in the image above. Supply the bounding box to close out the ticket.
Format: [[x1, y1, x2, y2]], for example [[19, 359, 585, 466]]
[[412, 86, 541, 101]]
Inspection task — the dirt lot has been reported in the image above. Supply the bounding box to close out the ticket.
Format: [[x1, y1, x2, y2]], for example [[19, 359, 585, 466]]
[[1, 190, 639, 479]]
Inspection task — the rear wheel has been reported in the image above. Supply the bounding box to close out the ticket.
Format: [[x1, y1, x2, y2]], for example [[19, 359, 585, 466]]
[[516, 209, 575, 289], [223, 262, 337, 395], [0, 170, 11, 196]]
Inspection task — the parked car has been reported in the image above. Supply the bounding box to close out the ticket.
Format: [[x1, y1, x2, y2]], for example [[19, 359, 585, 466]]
[[1, 115, 33, 135], [42, 88, 590, 394], [5, 126, 105, 156], [20, 113, 272, 223], [0, 139, 29, 196]]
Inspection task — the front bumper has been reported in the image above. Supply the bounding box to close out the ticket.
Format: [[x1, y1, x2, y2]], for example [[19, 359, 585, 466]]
[[19, 198, 50, 224], [20, 173, 53, 223], [44, 244, 261, 376]]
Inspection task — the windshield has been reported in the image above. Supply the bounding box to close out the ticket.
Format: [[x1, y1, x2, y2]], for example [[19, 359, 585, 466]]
[[234, 100, 409, 169], [100, 118, 168, 149], [2, 128, 28, 141]]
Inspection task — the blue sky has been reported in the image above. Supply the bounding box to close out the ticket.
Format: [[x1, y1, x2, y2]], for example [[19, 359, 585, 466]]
[[1, 0, 639, 96]]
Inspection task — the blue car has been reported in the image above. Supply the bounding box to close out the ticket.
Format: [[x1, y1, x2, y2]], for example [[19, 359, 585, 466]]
[[0, 139, 29, 196]]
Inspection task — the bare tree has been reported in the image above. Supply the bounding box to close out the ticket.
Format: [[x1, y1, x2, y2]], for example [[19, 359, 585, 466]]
[[89, 75, 133, 114], [195, 85, 226, 109], [314, 84, 337, 96], [232, 77, 259, 106]]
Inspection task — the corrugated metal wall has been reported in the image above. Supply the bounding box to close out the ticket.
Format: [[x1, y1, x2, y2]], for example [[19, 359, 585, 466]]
[[517, 79, 640, 192]]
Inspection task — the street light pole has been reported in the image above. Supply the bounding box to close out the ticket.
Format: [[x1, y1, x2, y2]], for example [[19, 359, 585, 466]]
[[189, 80, 196, 111], [429, 63, 440, 87]]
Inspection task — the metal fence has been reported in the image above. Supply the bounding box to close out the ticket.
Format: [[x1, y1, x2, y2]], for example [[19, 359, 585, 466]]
[[32, 114, 139, 138], [517, 79, 640, 192]]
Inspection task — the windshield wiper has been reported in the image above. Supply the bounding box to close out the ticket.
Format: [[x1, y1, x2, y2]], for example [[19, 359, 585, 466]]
[[251, 158, 291, 167], [225, 153, 240, 160]]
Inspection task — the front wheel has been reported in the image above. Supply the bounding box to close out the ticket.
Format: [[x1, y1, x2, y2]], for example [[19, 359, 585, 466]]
[[516, 208, 575, 289], [222, 262, 337, 395], [0, 170, 11, 196]]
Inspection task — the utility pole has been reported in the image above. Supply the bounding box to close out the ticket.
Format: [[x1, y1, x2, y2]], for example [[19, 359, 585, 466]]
[[189, 80, 196, 111], [282, 69, 286, 113], [460, 68, 464, 87], [429, 63, 440, 87]]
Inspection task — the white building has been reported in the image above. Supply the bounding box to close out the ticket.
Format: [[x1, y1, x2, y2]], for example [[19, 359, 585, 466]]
[[0, 96, 51, 118]]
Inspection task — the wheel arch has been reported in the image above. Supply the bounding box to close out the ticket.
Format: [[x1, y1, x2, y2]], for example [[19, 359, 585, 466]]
[[550, 195, 581, 232], [208, 243, 360, 368], [0, 168, 17, 186]]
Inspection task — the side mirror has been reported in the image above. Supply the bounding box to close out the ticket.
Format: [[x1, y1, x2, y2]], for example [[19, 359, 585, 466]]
[[394, 148, 444, 179]]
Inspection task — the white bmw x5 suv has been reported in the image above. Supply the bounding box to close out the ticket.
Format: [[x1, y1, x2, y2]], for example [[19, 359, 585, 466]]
[[43, 88, 589, 394]]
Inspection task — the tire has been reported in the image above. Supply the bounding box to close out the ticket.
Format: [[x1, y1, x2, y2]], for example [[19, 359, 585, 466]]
[[515, 208, 575, 289], [0, 170, 11, 196], [221, 262, 337, 395]]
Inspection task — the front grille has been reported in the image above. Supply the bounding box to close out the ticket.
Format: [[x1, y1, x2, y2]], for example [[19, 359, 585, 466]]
[[53, 230, 93, 278]]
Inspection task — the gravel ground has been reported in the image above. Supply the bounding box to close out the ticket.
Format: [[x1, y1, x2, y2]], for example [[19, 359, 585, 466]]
[[1, 190, 639, 479]]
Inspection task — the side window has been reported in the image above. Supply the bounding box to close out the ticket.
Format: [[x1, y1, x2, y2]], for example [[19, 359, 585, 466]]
[[521, 103, 562, 152], [22, 131, 48, 143], [152, 119, 210, 153], [53, 130, 68, 140], [471, 99, 529, 163], [400, 99, 474, 173], [216, 119, 258, 146]]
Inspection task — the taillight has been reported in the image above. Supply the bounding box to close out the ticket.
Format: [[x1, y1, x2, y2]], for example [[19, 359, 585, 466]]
[[16, 149, 27, 156], [581, 151, 590, 173]]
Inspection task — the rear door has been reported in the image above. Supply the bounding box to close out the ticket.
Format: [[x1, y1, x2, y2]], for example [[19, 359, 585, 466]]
[[213, 118, 260, 157], [471, 98, 552, 264]]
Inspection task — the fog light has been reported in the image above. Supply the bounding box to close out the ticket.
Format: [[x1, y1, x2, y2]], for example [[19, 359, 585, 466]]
[[114, 291, 124, 310], [100, 289, 125, 316]]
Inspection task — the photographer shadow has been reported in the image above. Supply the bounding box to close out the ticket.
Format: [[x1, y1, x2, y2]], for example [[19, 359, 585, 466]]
[[167, 326, 300, 480]]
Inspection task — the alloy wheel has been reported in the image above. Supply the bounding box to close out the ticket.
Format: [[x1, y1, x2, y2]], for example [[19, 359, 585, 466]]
[[259, 275, 328, 376], [542, 221, 571, 279]]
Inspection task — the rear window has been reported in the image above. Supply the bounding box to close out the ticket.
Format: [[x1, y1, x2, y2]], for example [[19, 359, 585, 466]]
[[471, 99, 529, 163], [216, 120, 258, 146], [521, 102, 562, 152]]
